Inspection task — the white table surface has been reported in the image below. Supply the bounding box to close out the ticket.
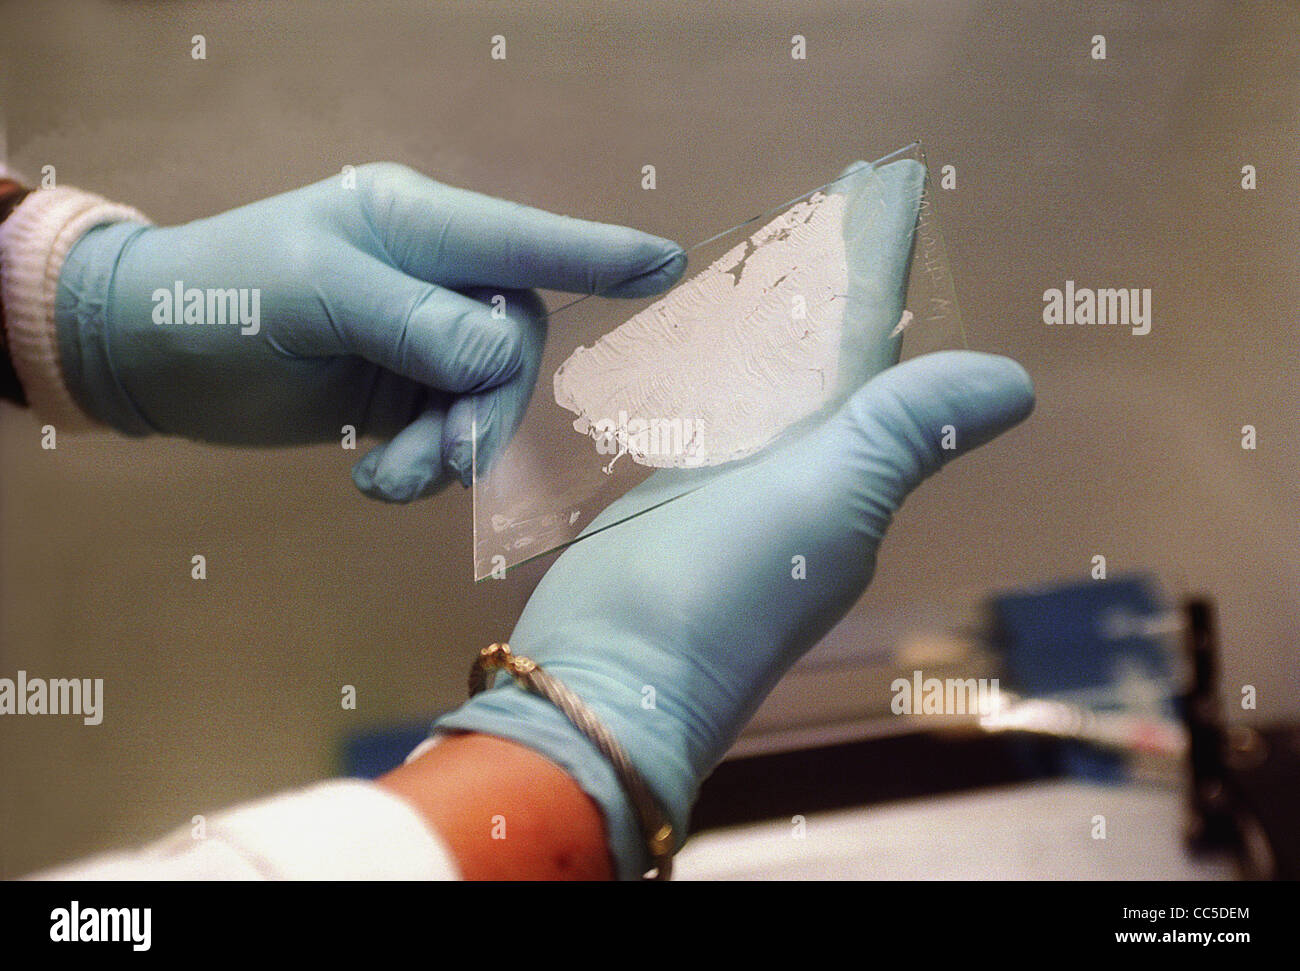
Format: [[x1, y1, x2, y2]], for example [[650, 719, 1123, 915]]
[[675, 780, 1239, 880]]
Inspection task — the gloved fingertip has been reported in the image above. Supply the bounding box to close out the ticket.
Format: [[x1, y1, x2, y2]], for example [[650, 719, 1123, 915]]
[[648, 246, 688, 288], [991, 356, 1037, 418], [368, 469, 435, 503], [855, 350, 1037, 462], [650, 239, 687, 270], [837, 156, 924, 200], [943, 350, 1037, 426], [837, 158, 873, 180], [445, 441, 473, 488], [352, 447, 434, 503], [351, 449, 383, 492], [604, 241, 687, 297]]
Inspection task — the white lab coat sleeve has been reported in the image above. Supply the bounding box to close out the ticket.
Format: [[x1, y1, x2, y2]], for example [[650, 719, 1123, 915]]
[[26, 779, 462, 881]]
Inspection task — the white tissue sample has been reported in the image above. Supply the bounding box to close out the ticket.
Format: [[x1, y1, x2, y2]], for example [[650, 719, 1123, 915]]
[[554, 190, 849, 470]]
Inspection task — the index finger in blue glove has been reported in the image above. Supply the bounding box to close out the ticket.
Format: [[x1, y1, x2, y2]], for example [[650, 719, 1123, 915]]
[[357, 163, 687, 298]]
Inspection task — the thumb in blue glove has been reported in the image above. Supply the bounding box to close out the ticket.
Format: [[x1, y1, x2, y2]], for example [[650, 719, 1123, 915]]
[[53, 163, 686, 501], [435, 350, 1035, 878]]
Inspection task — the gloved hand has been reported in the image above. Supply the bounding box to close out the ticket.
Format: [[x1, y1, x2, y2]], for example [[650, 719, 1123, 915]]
[[436, 349, 1035, 877], [53, 163, 686, 501]]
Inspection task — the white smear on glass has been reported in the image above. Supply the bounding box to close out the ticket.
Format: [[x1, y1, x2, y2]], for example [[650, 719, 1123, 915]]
[[554, 191, 849, 470]]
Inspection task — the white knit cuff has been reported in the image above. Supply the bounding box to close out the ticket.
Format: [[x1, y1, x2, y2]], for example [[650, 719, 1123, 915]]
[[0, 185, 150, 429]]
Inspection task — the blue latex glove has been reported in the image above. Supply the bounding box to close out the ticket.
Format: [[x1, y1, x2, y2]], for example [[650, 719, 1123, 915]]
[[53, 163, 686, 501], [436, 349, 1035, 878], [835, 156, 925, 394]]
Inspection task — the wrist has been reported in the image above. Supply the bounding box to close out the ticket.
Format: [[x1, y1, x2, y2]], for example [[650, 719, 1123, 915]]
[[380, 733, 613, 880], [537, 653, 703, 835], [435, 633, 705, 878], [55, 220, 155, 435], [0, 183, 148, 429], [434, 684, 651, 879]]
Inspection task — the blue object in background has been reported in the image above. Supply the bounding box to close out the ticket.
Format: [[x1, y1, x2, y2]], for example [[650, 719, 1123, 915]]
[[991, 573, 1172, 697], [989, 573, 1176, 782]]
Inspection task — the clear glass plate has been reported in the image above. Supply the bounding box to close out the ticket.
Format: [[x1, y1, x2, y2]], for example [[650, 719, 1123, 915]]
[[472, 142, 965, 580]]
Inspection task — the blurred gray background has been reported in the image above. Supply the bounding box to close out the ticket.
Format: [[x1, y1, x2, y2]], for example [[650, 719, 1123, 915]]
[[2, 0, 1297, 876]]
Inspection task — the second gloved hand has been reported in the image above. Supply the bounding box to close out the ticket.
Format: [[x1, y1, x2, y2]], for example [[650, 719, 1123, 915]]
[[435, 350, 1035, 878], [53, 163, 686, 501]]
